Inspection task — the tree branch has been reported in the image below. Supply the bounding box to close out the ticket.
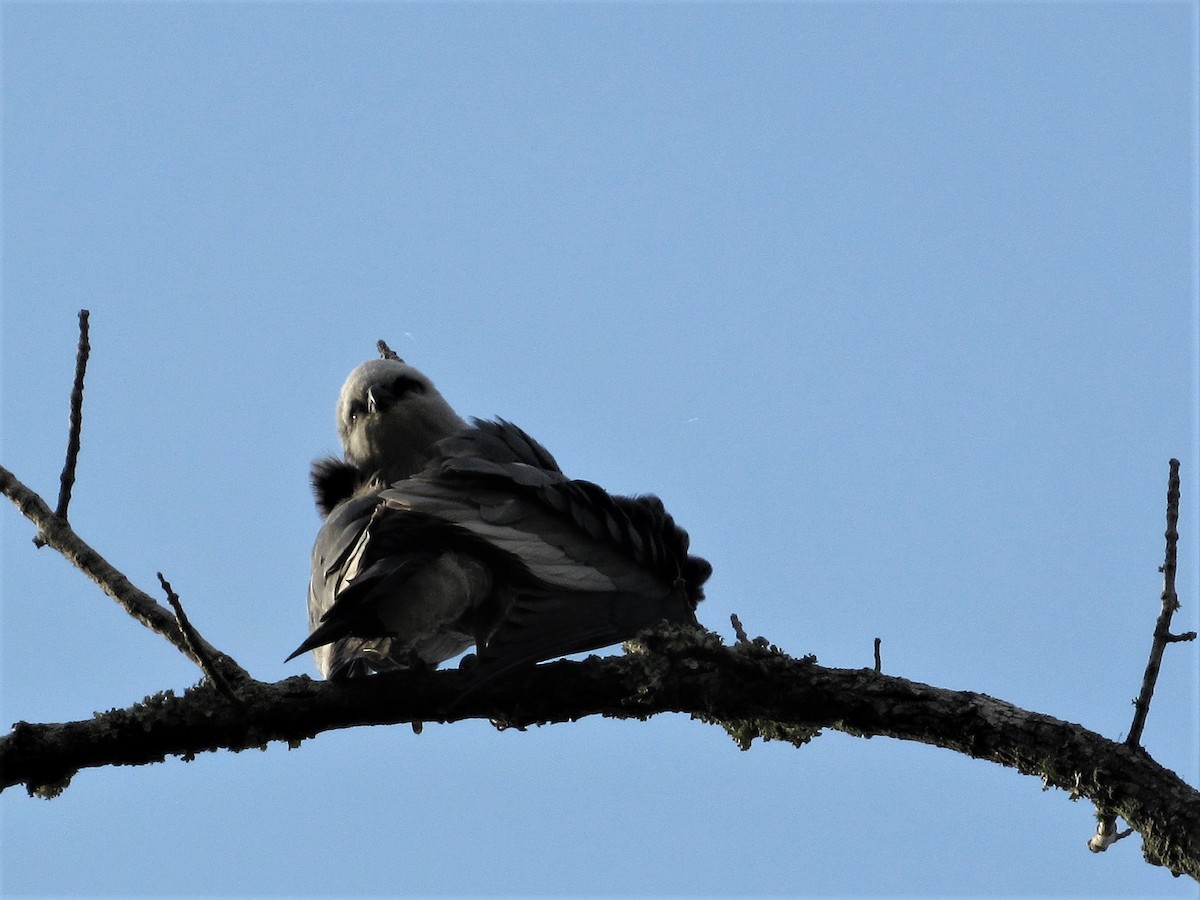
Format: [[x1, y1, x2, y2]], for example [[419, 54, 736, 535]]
[[2, 629, 1197, 879], [1091, 459, 1197, 853], [57, 309, 91, 516], [0, 464, 250, 686], [32, 309, 90, 547], [1129, 458, 1196, 747], [156, 573, 244, 707]]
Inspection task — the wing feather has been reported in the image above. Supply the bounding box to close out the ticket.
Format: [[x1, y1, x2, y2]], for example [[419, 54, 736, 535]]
[[294, 415, 710, 681]]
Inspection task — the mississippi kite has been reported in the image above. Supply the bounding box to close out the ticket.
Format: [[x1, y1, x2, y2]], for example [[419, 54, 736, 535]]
[[287, 355, 710, 682]]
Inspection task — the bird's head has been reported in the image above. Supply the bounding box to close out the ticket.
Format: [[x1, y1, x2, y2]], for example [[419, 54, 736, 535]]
[[336, 358, 466, 483]]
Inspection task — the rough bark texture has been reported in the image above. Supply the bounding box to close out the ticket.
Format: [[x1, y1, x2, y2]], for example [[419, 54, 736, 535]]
[[3, 628, 1197, 880]]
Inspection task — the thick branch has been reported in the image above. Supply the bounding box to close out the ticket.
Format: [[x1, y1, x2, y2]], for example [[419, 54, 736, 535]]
[[0, 464, 249, 685], [2, 631, 1197, 880]]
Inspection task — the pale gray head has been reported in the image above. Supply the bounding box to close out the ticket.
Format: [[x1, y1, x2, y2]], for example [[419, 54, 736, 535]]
[[336, 358, 466, 483]]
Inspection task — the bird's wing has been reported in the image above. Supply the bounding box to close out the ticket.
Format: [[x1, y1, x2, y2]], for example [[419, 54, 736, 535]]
[[289, 489, 488, 679], [382, 418, 710, 675], [435, 417, 563, 472], [293, 416, 710, 681]]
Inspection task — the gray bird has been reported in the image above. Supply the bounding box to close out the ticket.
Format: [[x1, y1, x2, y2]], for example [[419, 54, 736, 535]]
[[287, 356, 710, 682]]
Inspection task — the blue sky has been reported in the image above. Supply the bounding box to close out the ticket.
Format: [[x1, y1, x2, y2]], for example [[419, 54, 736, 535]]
[[2, 3, 1197, 896]]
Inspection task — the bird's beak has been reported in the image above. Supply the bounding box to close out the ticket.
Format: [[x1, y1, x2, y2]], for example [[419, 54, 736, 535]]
[[366, 383, 397, 416]]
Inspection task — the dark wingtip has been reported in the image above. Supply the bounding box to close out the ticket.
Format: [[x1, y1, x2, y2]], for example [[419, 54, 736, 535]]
[[285, 618, 344, 663], [283, 643, 309, 664]]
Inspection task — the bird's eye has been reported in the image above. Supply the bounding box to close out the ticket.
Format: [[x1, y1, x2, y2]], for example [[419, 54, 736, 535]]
[[347, 401, 366, 423], [393, 375, 425, 397]]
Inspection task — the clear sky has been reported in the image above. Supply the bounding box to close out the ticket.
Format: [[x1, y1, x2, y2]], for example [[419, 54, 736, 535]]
[[2, 3, 1197, 897]]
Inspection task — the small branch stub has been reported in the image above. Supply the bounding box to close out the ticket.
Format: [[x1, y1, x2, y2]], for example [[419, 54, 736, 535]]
[[730, 613, 749, 644]]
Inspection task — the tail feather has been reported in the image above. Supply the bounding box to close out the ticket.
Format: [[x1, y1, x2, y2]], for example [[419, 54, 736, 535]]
[[467, 589, 697, 688]]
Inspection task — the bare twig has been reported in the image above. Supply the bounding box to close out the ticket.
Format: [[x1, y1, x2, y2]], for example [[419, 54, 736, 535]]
[[33, 310, 91, 548], [57, 309, 91, 518], [1128, 459, 1195, 749], [0, 464, 250, 685], [1092, 459, 1196, 855], [7, 314, 251, 688], [377, 339, 401, 361], [157, 573, 243, 707], [874, 637, 882, 673]]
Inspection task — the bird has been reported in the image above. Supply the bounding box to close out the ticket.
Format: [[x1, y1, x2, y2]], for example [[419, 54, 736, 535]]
[[287, 352, 711, 683]]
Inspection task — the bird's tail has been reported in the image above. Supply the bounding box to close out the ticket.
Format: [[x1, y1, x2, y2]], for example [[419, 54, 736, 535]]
[[461, 588, 698, 692]]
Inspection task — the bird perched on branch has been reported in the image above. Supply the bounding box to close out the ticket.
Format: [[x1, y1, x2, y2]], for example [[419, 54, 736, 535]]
[[287, 350, 710, 682]]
